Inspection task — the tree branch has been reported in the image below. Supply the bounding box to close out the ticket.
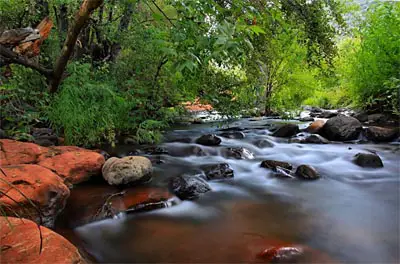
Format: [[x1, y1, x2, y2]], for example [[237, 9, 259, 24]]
[[152, 55, 168, 89], [148, 0, 175, 26], [49, 0, 104, 93], [0, 45, 53, 78]]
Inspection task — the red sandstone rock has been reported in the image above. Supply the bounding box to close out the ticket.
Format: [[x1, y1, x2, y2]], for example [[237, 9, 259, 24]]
[[0, 217, 85, 264], [0, 139, 48, 166], [109, 186, 175, 212], [37, 146, 93, 161], [305, 120, 326, 134], [38, 149, 105, 185], [0, 164, 70, 227]]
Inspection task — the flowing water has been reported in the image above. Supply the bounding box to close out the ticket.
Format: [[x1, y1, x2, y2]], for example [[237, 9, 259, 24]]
[[56, 118, 400, 263]]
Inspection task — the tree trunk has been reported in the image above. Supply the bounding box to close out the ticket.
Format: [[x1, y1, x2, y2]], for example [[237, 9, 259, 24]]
[[264, 82, 273, 115], [49, 0, 104, 93]]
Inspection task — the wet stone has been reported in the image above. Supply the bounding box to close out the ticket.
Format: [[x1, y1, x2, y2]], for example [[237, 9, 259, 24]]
[[202, 163, 234, 180], [290, 134, 329, 144], [353, 153, 383, 168], [364, 126, 399, 142], [168, 137, 192, 143], [321, 115, 362, 141], [261, 160, 293, 171], [272, 124, 300, 138], [295, 165, 320, 180], [274, 166, 295, 179], [222, 147, 254, 159], [217, 126, 245, 132], [195, 134, 222, 146], [299, 117, 314, 122], [141, 146, 169, 155], [253, 139, 274, 148], [169, 173, 211, 200], [219, 131, 245, 139], [258, 246, 303, 263]]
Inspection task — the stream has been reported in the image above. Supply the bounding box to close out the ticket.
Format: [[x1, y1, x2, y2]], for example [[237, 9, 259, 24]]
[[55, 117, 400, 263]]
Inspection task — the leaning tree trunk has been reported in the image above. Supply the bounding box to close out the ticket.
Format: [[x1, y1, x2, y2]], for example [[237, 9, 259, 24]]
[[49, 0, 103, 93]]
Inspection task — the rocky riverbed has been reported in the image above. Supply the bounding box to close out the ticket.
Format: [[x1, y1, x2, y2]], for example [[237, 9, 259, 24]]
[[1, 111, 399, 263]]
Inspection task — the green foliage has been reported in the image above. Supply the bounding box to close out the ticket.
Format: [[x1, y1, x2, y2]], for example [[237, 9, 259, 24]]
[[0, 66, 49, 138], [48, 62, 130, 147], [348, 2, 400, 114], [6, 0, 398, 149], [271, 69, 320, 111]]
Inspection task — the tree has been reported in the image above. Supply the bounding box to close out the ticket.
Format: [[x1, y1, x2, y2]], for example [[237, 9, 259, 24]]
[[0, 0, 103, 93]]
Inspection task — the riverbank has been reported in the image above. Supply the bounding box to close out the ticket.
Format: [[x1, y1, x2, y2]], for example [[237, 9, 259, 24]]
[[1, 111, 399, 263]]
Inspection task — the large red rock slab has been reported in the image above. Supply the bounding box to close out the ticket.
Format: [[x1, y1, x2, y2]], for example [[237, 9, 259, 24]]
[[57, 185, 176, 228], [108, 186, 175, 214], [0, 139, 48, 166], [0, 164, 70, 227], [38, 148, 105, 185], [0, 217, 85, 264]]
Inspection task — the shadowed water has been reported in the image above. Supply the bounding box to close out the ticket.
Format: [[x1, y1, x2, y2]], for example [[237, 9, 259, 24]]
[[58, 118, 400, 263]]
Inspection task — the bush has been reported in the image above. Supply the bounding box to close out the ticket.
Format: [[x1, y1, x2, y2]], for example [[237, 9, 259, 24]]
[[0, 65, 50, 138], [347, 2, 400, 114], [48, 63, 130, 147], [302, 86, 351, 109]]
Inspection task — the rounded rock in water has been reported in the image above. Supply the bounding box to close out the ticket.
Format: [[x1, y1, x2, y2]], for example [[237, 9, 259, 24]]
[[102, 156, 153, 185]]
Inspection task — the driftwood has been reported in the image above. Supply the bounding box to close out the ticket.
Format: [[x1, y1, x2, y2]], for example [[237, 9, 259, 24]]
[[0, 28, 40, 46], [15, 17, 54, 58]]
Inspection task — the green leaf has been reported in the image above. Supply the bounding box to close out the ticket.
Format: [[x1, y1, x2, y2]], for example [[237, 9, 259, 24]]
[[250, 25, 266, 35]]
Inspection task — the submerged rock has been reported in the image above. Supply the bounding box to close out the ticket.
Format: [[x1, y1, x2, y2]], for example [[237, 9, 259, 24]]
[[321, 115, 362, 141], [0, 164, 70, 227], [353, 153, 383, 168], [258, 246, 304, 263], [168, 137, 192, 143], [103, 187, 177, 217], [169, 173, 211, 200], [217, 126, 245, 132], [202, 163, 234, 180], [222, 147, 254, 159], [102, 156, 153, 185], [260, 160, 293, 171], [272, 124, 299, 138], [299, 117, 314, 122], [141, 146, 169, 155], [274, 166, 296, 179], [295, 165, 320, 180], [195, 134, 222, 146], [290, 134, 329, 144], [219, 131, 245, 139], [0, 217, 85, 264], [253, 139, 274, 148], [364, 126, 399, 142]]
